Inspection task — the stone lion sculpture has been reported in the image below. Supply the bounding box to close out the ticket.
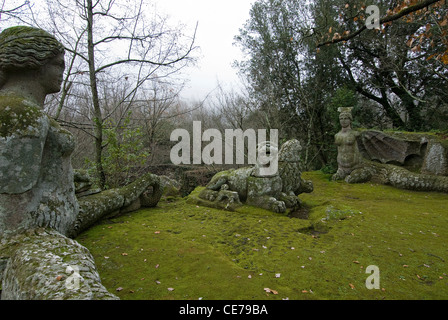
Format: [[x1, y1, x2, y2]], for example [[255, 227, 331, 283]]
[[198, 139, 313, 213]]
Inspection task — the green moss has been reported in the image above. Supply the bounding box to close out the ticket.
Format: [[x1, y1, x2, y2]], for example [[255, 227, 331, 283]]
[[76, 171, 448, 300], [0, 94, 41, 138]]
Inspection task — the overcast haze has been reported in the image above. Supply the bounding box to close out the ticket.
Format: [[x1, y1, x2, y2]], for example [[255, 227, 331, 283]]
[[154, 0, 254, 101]]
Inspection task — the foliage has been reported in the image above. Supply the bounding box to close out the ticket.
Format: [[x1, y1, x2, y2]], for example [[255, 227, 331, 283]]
[[319, 0, 448, 131], [86, 112, 150, 189], [235, 0, 448, 171]]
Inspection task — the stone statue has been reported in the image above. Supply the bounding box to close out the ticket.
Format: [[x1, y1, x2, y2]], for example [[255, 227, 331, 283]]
[[332, 107, 361, 181], [332, 106, 448, 193], [0, 26, 78, 236], [198, 139, 313, 213], [0, 26, 162, 238], [0, 26, 162, 300]]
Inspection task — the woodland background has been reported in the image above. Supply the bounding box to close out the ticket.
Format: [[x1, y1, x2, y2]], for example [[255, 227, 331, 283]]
[[2, 0, 447, 189]]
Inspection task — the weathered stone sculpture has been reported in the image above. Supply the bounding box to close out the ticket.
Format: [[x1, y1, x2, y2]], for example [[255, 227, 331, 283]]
[[332, 107, 361, 181], [357, 130, 448, 177], [0, 26, 161, 300], [0, 26, 78, 236], [278, 139, 314, 202], [332, 107, 448, 193], [198, 139, 313, 213]]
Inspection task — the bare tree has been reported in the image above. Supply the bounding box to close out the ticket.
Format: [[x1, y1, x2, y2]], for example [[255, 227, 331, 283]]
[[0, 0, 30, 23], [12, 0, 198, 188]]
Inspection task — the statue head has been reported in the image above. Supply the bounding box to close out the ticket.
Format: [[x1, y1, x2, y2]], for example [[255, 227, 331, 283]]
[[255, 140, 279, 177], [0, 26, 65, 94], [337, 107, 353, 129]]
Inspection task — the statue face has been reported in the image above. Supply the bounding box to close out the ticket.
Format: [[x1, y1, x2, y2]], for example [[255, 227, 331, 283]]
[[339, 114, 351, 128], [37, 52, 65, 94]]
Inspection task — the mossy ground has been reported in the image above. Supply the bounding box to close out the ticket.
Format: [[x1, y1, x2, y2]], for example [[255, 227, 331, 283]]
[[76, 171, 448, 300]]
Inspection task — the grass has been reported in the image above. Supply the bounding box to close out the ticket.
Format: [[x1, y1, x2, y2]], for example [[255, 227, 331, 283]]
[[75, 171, 448, 300]]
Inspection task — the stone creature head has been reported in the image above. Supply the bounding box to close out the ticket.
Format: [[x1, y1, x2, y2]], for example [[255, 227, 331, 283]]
[[257, 140, 278, 165], [0, 26, 65, 88], [255, 140, 279, 176], [278, 139, 302, 162]]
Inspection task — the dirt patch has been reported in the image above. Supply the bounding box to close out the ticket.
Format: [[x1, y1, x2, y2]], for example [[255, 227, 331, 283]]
[[288, 205, 310, 219]]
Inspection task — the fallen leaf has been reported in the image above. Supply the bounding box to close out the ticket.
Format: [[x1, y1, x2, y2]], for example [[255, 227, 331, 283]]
[[301, 290, 308, 293], [56, 275, 63, 281], [353, 261, 360, 264], [121, 253, 128, 256], [264, 288, 278, 295], [116, 287, 123, 292], [155, 264, 160, 268], [349, 283, 355, 289], [154, 231, 160, 234]]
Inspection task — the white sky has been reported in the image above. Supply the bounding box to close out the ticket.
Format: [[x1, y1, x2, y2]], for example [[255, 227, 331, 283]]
[[154, 0, 255, 101]]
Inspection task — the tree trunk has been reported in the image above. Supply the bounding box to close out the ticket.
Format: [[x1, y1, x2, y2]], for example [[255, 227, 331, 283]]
[[87, 0, 106, 189]]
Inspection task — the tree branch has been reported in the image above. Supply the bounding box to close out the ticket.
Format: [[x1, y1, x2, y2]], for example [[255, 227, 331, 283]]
[[317, 0, 443, 48]]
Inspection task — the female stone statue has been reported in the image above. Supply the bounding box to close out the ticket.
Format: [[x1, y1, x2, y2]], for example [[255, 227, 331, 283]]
[[331, 106, 448, 193], [0, 26, 79, 236], [332, 107, 361, 181], [0, 26, 162, 238]]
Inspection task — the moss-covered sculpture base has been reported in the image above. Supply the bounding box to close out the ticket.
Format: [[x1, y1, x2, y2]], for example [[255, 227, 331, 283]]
[[0, 228, 118, 300], [344, 159, 448, 193]]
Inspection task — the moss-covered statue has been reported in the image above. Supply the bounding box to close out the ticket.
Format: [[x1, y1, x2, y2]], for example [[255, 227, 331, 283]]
[[0, 26, 160, 300], [332, 107, 448, 193], [198, 139, 313, 213], [0, 26, 162, 238], [332, 107, 361, 181], [0, 26, 79, 236]]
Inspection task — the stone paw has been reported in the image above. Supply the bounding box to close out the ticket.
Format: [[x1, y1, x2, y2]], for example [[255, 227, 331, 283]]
[[269, 198, 286, 213]]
